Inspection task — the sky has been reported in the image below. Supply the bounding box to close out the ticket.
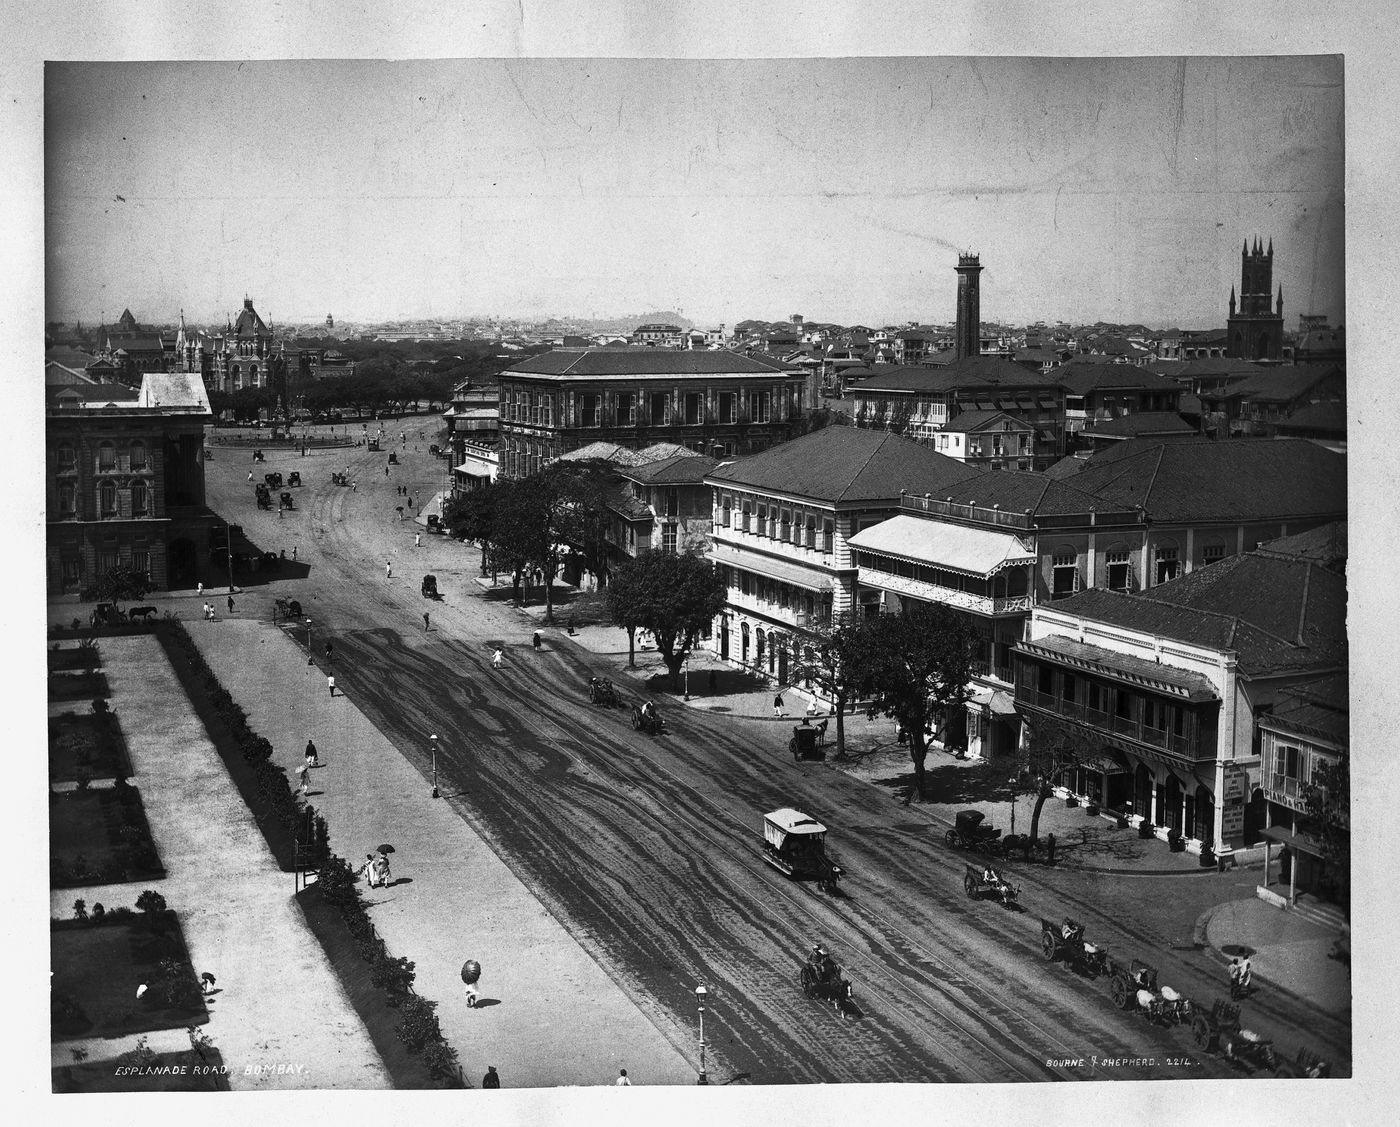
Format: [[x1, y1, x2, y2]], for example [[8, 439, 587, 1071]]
[[45, 55, 1344, 330]]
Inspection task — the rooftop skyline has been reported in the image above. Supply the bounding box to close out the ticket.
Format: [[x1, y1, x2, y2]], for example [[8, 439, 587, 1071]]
[[45, 56, 1343, 329]]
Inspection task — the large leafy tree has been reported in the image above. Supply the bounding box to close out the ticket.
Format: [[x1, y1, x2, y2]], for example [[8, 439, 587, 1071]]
[[443, 487, 499, 575], [90, 564, 153, 607], [606, 551, 726, 687], [788, 611, 871, 758], [1011, 714, 1122, 844], [856, 603, 977, 803]]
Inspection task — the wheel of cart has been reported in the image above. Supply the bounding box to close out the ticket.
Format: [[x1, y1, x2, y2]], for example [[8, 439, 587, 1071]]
[[1192, 998, 1241, 1052], [1109, 958, 1159, 1011], [790, 725, 821, 761]]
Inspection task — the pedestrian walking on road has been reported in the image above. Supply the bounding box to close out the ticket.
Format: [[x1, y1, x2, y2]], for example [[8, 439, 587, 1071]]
[[773, 692, 786, 718], [423, 611, 430, 632], [385, 465, 390, 477], [482, 1066, 500, 1088], [359, 854, 378, 887], [295, 761, 310, 798], [352, 480, 357, 492], [1045, 832, 1057, 866], [324, 641, 333, 662], [292, 545, 298, 562], [327, 674, 337, 698], [197, 581, 204, 596], [386, 560, 393, 579], [227, 595, 235, 614], [615, 1069, 631, 1086], [305, 739, 319, 768], [247, 470, 254, 481], [492, 648, 504, 669], [414, 532, 421, 548]]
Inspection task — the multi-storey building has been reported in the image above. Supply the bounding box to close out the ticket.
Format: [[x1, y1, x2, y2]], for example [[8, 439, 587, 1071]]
[[602, 453, 718, 567], [46, 372, 215, 594], [1227, 238, 1285, 362], [852, 356, 1068, 468], [704, 425, 978, 684], [932, 410, 1037, 470], [1013, 552, 1346, 857], [497, 348, 805, 479], [1056, 362, 1184, 444], [97, 308, 173, 386], [176, 298, 282, 396], [631, 323, 685, 347]]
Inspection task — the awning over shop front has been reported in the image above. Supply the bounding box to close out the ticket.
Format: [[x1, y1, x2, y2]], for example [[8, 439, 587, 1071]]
[[848, 514, 1036, 577], [965, 687, 1018, 716], [706, 543, 834, 592], [455, 462, 493, 478], [1257, 824, 1329, 858]]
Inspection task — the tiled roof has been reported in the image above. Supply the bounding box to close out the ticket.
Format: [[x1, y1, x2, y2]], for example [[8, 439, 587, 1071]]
[[1050, 553, 1347, 675], [857, 355, 1064, 394], [708, 424, 978, 504], [636, 442, 694, 461], [554, 441, 649, 466], [46, 345, 97, 369], [623, 453, 719, 485], [1228, 363, 1344, 403], [1275, 402, 1346, 433], [1175, 357, 1266, 379], [1254, 521, 1346, 571], [1023, 635, 1221, 700], [1056, 363, 1184, 395], [1081, 412, 1198, 438], [110, 333, 167, 352], [1259, 673, 1348, 745], [934, 469, 1137, 519], [1063, 438, 1345, 522], [507, 348, 793, 377]]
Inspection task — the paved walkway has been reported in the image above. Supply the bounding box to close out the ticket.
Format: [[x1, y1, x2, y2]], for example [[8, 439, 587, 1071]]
[[49, 636, 389, 1090], [1199, 896, 1351, 1013], [191, 617, 697, 1088]]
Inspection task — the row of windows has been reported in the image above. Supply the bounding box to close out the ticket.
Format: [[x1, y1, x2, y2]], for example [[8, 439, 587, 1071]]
[[717, 495, 835, 551], [854, 551, 1030, 597], [55, 480, 152, 518], [725, 567, 830, 618], [55, 440, 151, 472], [1024, 660, 1196, 739], [1048, 541, 1233, 597]]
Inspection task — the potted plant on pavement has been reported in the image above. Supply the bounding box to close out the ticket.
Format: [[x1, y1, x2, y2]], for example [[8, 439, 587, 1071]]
[[1138, 818, 1155, 840]]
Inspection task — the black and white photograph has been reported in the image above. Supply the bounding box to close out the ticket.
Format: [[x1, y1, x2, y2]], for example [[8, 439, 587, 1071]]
[[10, 3, 1395, 1124]]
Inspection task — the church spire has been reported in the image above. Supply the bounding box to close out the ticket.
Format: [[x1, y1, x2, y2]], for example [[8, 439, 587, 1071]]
[[1229, 286, 1236, 315]]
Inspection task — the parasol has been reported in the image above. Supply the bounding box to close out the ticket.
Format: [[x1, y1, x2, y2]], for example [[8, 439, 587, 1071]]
[[376, 844, 396, 855], [460, 960, 481, 985]]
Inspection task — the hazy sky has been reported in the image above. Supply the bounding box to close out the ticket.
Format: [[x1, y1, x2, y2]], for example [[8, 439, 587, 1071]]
[[45, 56, 1343, 329]]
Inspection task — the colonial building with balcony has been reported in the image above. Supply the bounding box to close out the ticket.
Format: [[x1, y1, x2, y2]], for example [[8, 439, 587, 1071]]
[[606, 453, 718, 563], [1054, 362, 1185, 447], [1013, 552, 1346, 855], [851, 356, 1067, 469], [704, 425, 978, 685], [497, 348, 805, 479], [932, 409, 1037, 470], [46, 372, 215, 594]]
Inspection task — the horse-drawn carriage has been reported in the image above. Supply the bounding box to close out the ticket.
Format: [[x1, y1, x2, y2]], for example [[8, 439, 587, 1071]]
[[800, 945, 853, 1010], [279, 492, 296, 510], [631, 700, 665, 735], [1040, 917, 1111, 977], [368, 438, 381, 451], [287, 471, 302, 487], [1191, 999, 1281, 1071], [761, 808, 843, 894], [1106, 958, 1191, 1025], [274, 597, 304, 622], [90, 603, 126, 627], [421, 575, 439, 599], [255, 483, 273, 510], [963, 862, 1019, 906], [428, 443, 441, 456], [426, 514, 442, 533], [588, 677, 619, 708], [790, 723, 824, 761], [945, 810, 1004, 855], [1271, 1046, 1331, 1079], [387, 451, 399, 465], [331, 472, 349, 486], [264, 471, 283, 488]]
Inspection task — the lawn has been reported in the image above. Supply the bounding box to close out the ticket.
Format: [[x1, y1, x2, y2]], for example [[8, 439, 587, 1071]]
[[48, 645, 101, 673], [51, 911, 208, 1042], [53, 1047, 231, 1093], [49, 786, 164, 887], [49, 671, 112, 702], [49, 712, 132, 780]]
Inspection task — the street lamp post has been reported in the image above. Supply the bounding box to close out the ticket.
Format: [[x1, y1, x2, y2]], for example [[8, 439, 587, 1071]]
[[694, 984, 708, 1084], [305, 618, 313, 664], [683, 655, 690, 701], [430, 734, 439, 799]]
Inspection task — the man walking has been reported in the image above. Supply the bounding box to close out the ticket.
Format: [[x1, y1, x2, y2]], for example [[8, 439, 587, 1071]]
[[292, 545, 298, 562], [327, 674, 337, 698], [324, 641, 333, 663], [385, 560, 393, 580], [295, 761, 310, 798], [227, 595, 235, 615], [423, 611, 430, 632], [492, 648, 504, 669], [414, 532, 421, 548], [305, 739, 319, 768]]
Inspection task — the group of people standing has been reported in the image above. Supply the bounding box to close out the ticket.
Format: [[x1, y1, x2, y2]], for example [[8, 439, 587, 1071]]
[[359, 850, 394, 889]]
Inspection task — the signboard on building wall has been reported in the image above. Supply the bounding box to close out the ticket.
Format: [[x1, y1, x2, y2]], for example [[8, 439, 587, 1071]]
[[1220, 763, 1248, 839]]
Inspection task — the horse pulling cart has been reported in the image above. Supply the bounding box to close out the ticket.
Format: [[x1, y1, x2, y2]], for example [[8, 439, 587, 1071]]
[[1040, 917, 1111, 977], [1106, 957, 1192, 1025], [945, 810, 1004, 856], [588, 677, 619, 708], [800, 945, 853, 1010], [762, 808, 843, 895], [963, 863, 1019, 906], [631, 701, 665, 735]]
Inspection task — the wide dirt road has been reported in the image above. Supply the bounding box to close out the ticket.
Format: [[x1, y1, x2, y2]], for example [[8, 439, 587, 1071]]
[[204, 425, 1350, 1084]]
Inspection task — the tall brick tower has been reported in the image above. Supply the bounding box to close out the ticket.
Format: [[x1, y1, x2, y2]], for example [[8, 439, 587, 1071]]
[[1226, 237, 1284, 362], [954, 253, 983, 361]]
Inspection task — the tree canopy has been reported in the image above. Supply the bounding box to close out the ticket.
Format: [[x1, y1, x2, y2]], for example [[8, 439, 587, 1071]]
[[90, 564, 153, 606], [606, 551, 726, 687], [855, 603, 977, 802], [788, 611, 869, 757]]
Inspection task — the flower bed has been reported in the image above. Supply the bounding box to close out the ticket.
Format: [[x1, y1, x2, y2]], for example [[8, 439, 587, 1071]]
[[49, 671, 112, 701], [54, 1045, 231, 1093], [51, 906, 207, 1041], [49, 783, 164, 887], [49, 712, 132, 781], [49, 643, 101, 673]]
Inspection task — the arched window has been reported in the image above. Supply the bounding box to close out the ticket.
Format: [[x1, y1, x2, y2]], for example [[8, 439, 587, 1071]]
[[56, 443, 77, 471], [129, 440, 148, 471], [231, 364, 241, 388], [99, 480, 118, 516], [58, 481, 76, 517], [248, 364, 259, 384], [97, 441, 116, 471], [131, 480, 149, 516]]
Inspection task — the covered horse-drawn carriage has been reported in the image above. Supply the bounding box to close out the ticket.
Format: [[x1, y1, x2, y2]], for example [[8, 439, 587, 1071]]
[[945, 810, 1004, 855], [631, 700, 665, 735], [279, 491, 296, 510], [331, 472, 349, 486], [1107, 958, 1191, 1025], [761, 808, 843, 894], [421, 574, 439, 599], [287, 471, 302, 487], [1040, 917, 1111, 977], [1191, 999, 1286, 1072], [254, 483, 273, 509], [588, 677, 619, 708], [789, 723, 824, 761], [264, 471, 284, 488], [273, 597, 304, 622], [800, 945, 853, 1010], [963, 863, 1019, 906]]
